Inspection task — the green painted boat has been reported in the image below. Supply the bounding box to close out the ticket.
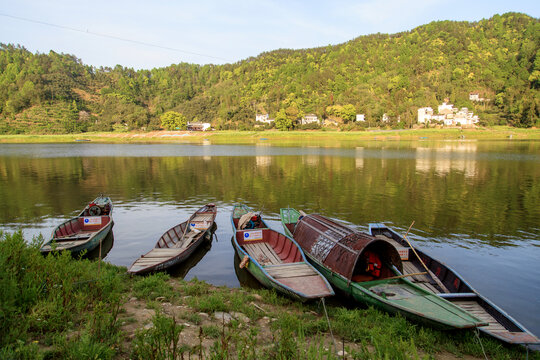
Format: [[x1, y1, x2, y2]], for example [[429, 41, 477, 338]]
[[40, 195, 114, 256], [368, 223, 540, 345], [279, 208, 487, 330], [231, 204, 334, 302]]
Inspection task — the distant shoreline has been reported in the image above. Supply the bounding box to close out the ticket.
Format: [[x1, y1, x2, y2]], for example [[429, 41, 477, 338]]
[[1, 127, 539, 144]]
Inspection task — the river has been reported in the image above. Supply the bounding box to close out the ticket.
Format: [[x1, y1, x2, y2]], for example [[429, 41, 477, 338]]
[[0, 140, 538, 337]]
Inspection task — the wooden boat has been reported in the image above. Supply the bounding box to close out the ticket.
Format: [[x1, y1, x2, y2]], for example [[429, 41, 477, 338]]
[[41, 195, 114, 256], [231, 204, 334, 301], [368, 223, 540, 345], [128, 204, 217, 275], [279, 208, 487, 330]]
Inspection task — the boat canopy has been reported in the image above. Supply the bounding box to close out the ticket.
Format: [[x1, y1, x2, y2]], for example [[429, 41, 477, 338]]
[[293, 214, 403, 281]]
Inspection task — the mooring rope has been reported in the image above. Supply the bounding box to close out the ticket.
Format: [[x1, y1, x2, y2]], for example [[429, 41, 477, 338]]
[[321, 298, 339, 356], [474, 328, 488, 360]]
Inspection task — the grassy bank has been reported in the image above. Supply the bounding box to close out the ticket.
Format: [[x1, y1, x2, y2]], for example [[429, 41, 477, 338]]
[[0, 127, 539, 146], [1, 231, 537, 359]]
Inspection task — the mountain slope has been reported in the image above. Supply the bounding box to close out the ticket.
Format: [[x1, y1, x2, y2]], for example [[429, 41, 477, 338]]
[[0, 12, 538, 133]]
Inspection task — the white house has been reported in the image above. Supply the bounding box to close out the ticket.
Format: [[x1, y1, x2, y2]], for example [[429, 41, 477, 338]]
[[356, 114, 365, 122], [256, 114, 274, 124], [418, 103, 479, 126], [469, 93, 480, 101], [301, 114, 320, 125], [438, 102, 454, 115], [381, 113, 389, 122], [187, 122, 211, 131], [417, 107, 433, 123]]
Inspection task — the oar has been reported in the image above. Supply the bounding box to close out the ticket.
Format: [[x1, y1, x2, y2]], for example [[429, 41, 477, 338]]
[[385, 271, 428, 281], [402, 221, 450, 293], [179, 212, 197, 246]]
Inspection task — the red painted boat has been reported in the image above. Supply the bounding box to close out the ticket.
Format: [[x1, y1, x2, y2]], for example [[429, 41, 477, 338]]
[[231, 204, 334, 301]]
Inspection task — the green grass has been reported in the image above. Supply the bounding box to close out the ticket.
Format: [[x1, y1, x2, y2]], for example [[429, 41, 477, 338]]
[[1, 230, 538, 359], [132, 272, 174, 301], [1, 127, 539, 145], [0, 230, 127, 359]]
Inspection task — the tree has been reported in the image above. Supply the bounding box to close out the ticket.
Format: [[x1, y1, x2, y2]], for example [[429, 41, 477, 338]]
[[160, 111, 187, 130], [342, 104, 357, 122], [275, 109, 294, 131]]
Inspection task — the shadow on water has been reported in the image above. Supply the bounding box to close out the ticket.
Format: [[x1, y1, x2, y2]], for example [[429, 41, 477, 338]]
[[167, 237, 213, 278], [167, 223, 219, 278], [231, 237, 264, 291], [85, 231, 115, 261]]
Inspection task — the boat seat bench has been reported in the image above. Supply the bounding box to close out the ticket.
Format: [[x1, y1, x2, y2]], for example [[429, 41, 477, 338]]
[[264, 263, 317, 278], [243, 242, 282, 265]]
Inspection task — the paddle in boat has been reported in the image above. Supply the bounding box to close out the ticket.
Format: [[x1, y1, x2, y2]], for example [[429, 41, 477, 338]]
[[128, 204, 217, 275], [231, 204, 334, 302], [368, 223, 540, 345], [279, 208, 487, 330], [41, 195, 114, 256]]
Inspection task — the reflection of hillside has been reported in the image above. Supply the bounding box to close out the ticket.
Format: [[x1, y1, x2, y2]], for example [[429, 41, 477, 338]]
[[256, 156, 272, 167], [1, 149, 539, 246], [304, 155, 319, 166], [415, 143, 478, 178], [355, 147, 364, 169]]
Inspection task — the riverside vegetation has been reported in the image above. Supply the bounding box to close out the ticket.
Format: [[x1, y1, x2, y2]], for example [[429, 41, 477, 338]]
[[1, 231, 537, 359], [0, 13, 539, 135]]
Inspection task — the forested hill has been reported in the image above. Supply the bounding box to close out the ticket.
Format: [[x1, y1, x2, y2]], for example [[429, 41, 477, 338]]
[[0, 12, 538, 134]]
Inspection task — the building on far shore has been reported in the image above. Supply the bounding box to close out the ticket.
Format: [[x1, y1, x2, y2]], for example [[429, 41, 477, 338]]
[[300, 114, 320, 125], [187, 122, 211, 131], [469, 92, 489, 102], [255, 114, 274, 124], [418, 101, 479, 127], [356, 114, 365, 122]]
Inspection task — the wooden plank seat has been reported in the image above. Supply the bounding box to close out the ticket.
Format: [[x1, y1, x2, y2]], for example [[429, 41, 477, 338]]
[[191, 214, 214, 222], [143, 248, 184, 257], [41, 239, 91, 250], [452, 300, 508, 331], [132, 248, 185, 266], [54, 234, 92, 241], [264, 263, 317, 279], [402, 261, 442, 293], [243, 242, 282, 266]]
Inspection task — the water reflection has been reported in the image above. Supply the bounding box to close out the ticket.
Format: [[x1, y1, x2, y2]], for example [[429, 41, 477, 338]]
[[416, 143, 478, 178], [86, 231, 115, 261], [168, 236, 213, 278], [256, 156, 272, 167]]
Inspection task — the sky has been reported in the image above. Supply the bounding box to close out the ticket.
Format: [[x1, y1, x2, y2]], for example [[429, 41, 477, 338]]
[[1, 0, 538, 70]]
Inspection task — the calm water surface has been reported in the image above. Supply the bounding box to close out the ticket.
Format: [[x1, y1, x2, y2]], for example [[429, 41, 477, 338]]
[[1, 141, 539, 336]]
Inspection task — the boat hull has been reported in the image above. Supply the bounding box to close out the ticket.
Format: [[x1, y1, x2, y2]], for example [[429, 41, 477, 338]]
[[130, 228, 214, 275], [231, 238, 309, 302], [41, 195, 114, 256], [41, 218, 114, 256], [231, 204, 334, 302], [128, 204, 217, 275]]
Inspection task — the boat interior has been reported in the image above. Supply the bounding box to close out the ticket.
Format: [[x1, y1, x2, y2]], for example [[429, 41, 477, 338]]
[[80, 202, 112, 217], [235, 226, 303, 265], [54, 216, 111, 239], [351, 241, 402, 283]]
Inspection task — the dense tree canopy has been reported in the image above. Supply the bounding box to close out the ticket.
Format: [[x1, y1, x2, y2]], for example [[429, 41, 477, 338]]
[[160, 111, 187, 130], [0, 13, 538, 134]]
